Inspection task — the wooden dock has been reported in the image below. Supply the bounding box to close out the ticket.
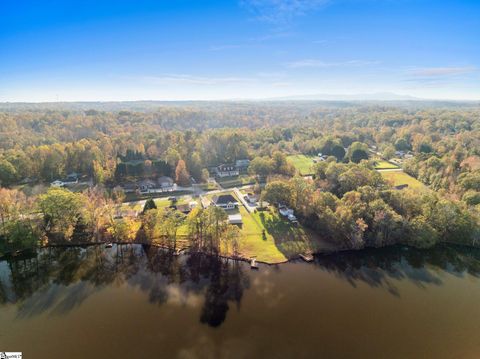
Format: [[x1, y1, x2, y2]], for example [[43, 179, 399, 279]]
[[299, 253, 314, 262]]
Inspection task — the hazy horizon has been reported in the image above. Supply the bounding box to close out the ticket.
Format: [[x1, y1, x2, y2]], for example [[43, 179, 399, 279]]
[[1, 93, 479, 104]]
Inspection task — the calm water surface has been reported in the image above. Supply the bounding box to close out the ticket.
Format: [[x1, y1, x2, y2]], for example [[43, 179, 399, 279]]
[[1, 244, 480, 358]]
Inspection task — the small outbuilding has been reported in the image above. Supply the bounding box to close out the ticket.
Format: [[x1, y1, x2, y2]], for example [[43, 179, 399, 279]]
[[228, 213, 243, 226], [50, 180, 64, 187]]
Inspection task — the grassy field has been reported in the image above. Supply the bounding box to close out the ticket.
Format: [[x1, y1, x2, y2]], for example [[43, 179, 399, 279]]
[[198, 182, 218, 191], [287, 154, 316, 175], [124, 190, 191, 202], [223, 191, 334, 263], [119, 195, 194, 213], [233, 203, 288, 263], [381, 171, 425, 189], [373, 159, 399, 170], [216, 175, 256, 189]]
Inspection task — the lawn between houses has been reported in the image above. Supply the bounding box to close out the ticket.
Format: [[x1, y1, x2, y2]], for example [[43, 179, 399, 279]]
[[206, 190, 334, 263], [119, 190, 334, 264], [287, 154, 316, 175], [216, 175, 256, 189]]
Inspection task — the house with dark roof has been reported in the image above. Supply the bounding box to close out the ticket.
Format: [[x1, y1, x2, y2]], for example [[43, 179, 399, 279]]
[[121, 182, 138, 193], [235, 159, 250, 172], [211, 194, 239, 210], [50, 172, 79, 187], [157, 176, 174, 189], [138, 179, 157, 193]]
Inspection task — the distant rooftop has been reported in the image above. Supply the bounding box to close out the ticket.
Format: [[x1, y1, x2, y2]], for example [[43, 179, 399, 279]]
[[212, 194, 237, 205]]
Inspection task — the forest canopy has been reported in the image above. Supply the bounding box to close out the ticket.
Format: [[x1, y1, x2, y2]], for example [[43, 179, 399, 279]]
[[0, 101, 479, 256]]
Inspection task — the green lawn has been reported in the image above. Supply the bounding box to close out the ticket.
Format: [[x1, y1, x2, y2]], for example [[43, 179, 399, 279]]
[[198, 182, 218, 191], [155, 195, 193, 207], [381, 171, 425, 189], [287, 154, 316, 175], [124, 190, 191, 202], [154, 197, 173, 209], [206, 191, 287, 263], [234, 201, 288, 264], [226, 192, 335, 263], [373, 159, 399, 170], [119, 195, 194, 213], [216, 175, 256, 189], [119, 201, 143, 212]]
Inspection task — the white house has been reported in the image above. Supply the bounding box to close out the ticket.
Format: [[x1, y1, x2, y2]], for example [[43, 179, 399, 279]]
[[245, 193, 258, 205], [287, 213, 298, 223], [211, 194, 239, 209], [50, 172, 79, 187], [279, 206, 294, 217], [215, 164, 239, 178]]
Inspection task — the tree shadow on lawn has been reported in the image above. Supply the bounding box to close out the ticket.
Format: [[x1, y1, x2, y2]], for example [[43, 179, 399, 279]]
[[257, 210, 315, 258]]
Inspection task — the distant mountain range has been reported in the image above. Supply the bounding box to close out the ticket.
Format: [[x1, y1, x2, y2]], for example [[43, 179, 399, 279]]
[[0, 93, 478, 112], [263, 92, 424, 101]]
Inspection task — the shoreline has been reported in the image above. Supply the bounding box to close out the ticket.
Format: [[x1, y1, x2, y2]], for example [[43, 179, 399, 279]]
[[1, 240, 334, 264], [2, 240, 478, 265]]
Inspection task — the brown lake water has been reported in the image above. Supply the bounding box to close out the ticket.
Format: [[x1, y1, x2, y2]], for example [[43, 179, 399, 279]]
[[1, 244, 480, 358]]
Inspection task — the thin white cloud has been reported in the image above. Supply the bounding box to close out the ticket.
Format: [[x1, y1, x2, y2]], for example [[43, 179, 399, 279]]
[[404, 66, 477, 87], [240, 0, 331, 23], [286, 59, 380, 68], [410, 66, 476, 77]]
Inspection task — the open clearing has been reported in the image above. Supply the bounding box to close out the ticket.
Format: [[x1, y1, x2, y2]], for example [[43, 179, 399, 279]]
[[373, 159, 399, 170], [216, 175, 256, 189], [381, 171, 425, 189], [287, 155, 316, 175], [229, 191, 334, 263]]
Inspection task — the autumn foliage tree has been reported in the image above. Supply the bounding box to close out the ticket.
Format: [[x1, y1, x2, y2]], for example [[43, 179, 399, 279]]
[[175, 159, 190, 186]]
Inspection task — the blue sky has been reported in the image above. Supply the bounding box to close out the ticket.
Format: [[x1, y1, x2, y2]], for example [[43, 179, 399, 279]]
[[1, 0, 479, 101]]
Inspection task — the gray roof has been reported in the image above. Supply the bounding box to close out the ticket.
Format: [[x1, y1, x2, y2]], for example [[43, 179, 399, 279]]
[[212, 194, 238, 205], [158, 176, 173, 184]]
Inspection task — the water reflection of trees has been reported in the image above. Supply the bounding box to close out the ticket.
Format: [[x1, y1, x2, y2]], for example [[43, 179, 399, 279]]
[[0, 245, 249, 327], [314, 244, 480, 296], [3, 244, 480, 323]]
